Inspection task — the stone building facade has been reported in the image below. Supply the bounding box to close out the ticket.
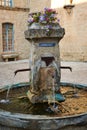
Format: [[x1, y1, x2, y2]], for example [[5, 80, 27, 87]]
[[0, 0, 87, 62], [58, 0, 87, 61], [0, 0, 30, 62], [30, 0, 87, 61]]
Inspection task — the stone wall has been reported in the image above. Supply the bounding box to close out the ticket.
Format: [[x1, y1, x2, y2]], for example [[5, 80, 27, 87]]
[[29, 0, 51, 13], [58, 2, 87, 61], [13, 0, 29, 8], [0, 0, 87, 62], [0, 0, 30, 62], [29, 0, 87, 61]]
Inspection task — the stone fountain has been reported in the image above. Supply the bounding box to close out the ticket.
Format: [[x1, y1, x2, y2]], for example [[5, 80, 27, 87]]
[[25, 22, 65, 104], [0, 10, 87, 130]]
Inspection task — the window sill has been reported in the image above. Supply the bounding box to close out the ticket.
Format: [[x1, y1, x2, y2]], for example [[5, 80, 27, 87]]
[[0, 5, 29, 12], [1, 52, 19, 62]]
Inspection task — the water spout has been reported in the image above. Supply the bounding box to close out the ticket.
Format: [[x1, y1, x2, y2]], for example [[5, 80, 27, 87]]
[[14, 68, 31, 76], [60, 66, 72, 72]]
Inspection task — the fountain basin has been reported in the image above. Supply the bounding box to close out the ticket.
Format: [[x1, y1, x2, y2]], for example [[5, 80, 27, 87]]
[[0, 82, 87, 130]]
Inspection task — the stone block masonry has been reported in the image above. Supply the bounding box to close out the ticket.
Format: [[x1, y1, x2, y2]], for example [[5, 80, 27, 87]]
[[0, 0, 87, 62], [0, 0, 30, 62]]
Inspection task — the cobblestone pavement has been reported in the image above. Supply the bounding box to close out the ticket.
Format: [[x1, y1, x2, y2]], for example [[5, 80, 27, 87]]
[[0, 60, 87, 88]]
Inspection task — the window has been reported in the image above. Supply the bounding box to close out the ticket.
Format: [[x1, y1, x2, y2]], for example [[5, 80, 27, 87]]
[[0, 0, 13, 7], [2, 23, 14, 52]]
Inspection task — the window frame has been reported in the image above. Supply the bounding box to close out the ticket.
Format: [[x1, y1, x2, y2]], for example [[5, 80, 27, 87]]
[[0, 0, 13, 7], [2, 23, 14, 52]]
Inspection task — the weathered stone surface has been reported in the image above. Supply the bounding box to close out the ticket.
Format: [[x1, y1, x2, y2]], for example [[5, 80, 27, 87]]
[[29, 1, 87, 62], [0, 110, 87, 130], [0, 1, 87, 62], [25, 23, 65, 40], [25, 23, 65, 103], [27, 67, 60, 103], [1, 52, 19, 61]]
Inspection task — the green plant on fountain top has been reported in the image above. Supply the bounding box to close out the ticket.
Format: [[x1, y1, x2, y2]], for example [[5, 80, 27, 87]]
[[28, 8, 60, 28]]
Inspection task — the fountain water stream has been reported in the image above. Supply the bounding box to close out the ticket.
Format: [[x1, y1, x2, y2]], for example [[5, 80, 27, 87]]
[[0, 75, 15, 104], [6, 76, 15, 100], [30, 41, 34, 89]]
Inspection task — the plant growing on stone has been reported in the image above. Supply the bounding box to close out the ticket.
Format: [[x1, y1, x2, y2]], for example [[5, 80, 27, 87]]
[[28, 8, 59, 27]]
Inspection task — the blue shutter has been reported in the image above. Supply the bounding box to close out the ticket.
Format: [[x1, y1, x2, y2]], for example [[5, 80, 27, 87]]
[[10, 0, 13, 7]]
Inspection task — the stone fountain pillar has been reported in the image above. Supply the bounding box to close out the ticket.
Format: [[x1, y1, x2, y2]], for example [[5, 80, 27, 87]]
[[25, 23, 65, 103]]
